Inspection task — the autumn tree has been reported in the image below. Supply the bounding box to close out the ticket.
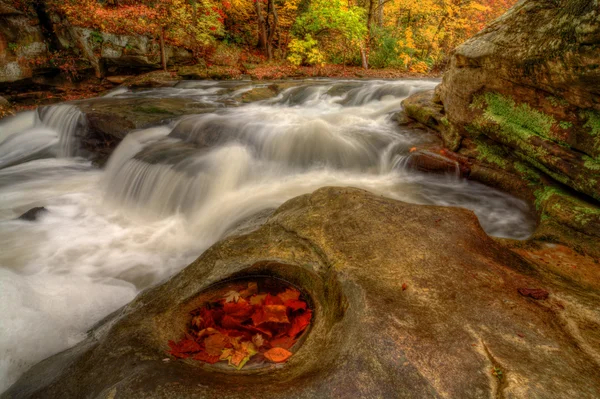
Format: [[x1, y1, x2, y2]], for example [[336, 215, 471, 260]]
[[288, 0, 366, 66]]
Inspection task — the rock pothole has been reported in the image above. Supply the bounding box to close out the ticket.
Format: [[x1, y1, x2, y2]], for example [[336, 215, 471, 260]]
[[165, 276, 313, 371]]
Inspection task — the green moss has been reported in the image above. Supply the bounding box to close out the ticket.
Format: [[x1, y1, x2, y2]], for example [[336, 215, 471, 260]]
[[514, 161, 542, 185], [474, 139, 509, 168], [582, 110, 600, 137], [583, 156, 600, 171], [547, 96, 569, 107], [133, 106, 173, 114], [440, 116, 450, 127], [481, 92, 556, 141], [534, 186, 563, 211], [558, 121, 573, 129]]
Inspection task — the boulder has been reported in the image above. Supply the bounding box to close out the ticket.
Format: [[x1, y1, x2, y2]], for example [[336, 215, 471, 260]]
[[400, 0, 600, 252], [5, 187, 600, 398], [436, 0, 600, 200], [0, 1, 48, 83], [17, 207, 48, 221]]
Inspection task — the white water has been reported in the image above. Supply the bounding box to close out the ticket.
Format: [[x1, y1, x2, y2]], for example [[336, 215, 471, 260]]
[[0, 79, 534, 392]]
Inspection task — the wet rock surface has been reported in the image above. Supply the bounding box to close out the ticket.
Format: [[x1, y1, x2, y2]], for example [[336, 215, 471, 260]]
[[5, 187, 600, 398]]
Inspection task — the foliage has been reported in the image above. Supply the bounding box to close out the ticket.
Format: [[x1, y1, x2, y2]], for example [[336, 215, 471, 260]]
[[9, 0, 518, 72], [287, 35, 325, 66], [167, 282, 312, 369], [290, 0, 367, 65]]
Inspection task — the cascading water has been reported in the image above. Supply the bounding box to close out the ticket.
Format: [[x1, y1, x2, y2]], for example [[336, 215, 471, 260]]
[[0, 104, 84, 169], [0, 79, 535, 392]]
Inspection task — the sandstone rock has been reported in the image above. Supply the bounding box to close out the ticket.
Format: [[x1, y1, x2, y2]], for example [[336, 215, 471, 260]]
[[435, 0, 600, 200], [5, 187, 600, 398], [121, 71, 180, 89], [401, 90, 461, 151], [404, 149, 470, 178]]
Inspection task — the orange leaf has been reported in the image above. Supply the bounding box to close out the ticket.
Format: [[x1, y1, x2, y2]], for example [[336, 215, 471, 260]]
[[264, 347, 292, 363], [252, 305, 290, 325], [204, 333, 229, 356], [249, 293, 267, 305], [278, 288, 300, 302]]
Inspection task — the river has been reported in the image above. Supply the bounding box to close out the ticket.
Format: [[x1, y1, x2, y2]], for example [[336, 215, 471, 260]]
[[0, 79, 534, 392]]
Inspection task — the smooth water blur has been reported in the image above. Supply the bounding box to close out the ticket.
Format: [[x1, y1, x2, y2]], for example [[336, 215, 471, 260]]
[[0, 79, 535, 391]]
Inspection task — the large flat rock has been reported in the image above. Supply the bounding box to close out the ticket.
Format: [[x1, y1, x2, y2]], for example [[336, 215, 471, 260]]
[[4, 187, 600, 398]]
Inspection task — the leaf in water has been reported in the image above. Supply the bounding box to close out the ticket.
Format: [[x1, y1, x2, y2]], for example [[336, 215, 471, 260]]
[[269, 336, 296, 350], [285, 299, 307, 311], [288, 310, 312, 338], [278, 288, 301, 302], [224, 290, 241, 303], [205, 333, 230, 356], [252, 305, 290, 325], [264, 347, 293, 363], [249, 293, 267, 305], [252, 333, 265, 348]]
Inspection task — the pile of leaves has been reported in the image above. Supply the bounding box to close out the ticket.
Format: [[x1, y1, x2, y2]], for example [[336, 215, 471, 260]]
[[168, 282, 312, 369]]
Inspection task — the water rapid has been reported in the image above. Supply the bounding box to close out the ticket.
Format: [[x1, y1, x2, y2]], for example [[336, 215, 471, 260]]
[[0, 79, 535, 391]]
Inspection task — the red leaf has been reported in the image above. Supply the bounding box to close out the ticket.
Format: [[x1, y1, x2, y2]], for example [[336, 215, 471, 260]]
[[285, 299, 307, 311], [269, 336, 296, 350], [193, 351, 220, 364], [252, 305, 289, 325], [288, 310, 312, 338], [264, 293, 284, 306], [223, 299, 254, 318]]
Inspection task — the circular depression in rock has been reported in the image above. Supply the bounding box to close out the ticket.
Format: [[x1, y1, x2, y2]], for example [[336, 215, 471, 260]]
[[166, 276, 313, 371]]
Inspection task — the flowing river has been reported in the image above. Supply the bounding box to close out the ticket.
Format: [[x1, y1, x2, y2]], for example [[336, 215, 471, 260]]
[[0, 79, 535, 391]]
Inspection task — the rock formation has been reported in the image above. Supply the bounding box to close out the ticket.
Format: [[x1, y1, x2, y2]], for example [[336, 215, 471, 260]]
[[4, 187, 600, 398], [401, 0, 600, 255]]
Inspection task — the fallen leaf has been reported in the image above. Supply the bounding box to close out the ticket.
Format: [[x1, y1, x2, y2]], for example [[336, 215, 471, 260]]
[[285, 299, 307, 311], [409, 147, 417, 153], [249, 294, 267, 305], [240, 282, 258, 298], [224, 290, 241, 303], [288, 310, 312, 337], [252, 334, 265, 348], [402, 283, 408, 291], [269, 336, 296, 350], [264, 347, 292, 363], [252, 305, 290, 325], [193, 351, 220, 364], [278, 288, 300, 302], [205, 333, 229, 356]]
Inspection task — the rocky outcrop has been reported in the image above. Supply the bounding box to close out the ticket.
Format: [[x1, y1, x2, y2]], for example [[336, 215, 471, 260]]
[[60, 27, 194, 78], [4, 187, 600, 398], [401, 0, 600, 253], [0, 1, 196, 85], [56, 95, 215, 162], [0, 1, 48, 83]]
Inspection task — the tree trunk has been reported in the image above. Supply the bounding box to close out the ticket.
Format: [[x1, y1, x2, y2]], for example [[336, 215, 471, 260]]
[[377, 0, 384, 26], [255, 0, 267, 50], [266, 0, 279, 60], [363, 0, 377, 69], [160, 27, 167, 71]]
